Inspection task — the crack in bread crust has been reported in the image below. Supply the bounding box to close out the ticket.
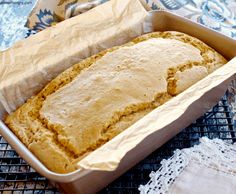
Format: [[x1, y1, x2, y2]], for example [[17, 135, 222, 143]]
[[5, 31, 227, 173]]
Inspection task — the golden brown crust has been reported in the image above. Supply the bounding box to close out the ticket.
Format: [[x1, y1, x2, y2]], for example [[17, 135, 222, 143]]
[[5, 31, 227, 173]]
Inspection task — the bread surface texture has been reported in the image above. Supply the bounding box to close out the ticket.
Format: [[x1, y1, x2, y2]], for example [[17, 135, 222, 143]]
[[5, 31, 227, 173]]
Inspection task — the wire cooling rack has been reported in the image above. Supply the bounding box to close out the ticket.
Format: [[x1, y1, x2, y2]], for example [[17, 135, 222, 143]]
[[0, 91, 235, 194]]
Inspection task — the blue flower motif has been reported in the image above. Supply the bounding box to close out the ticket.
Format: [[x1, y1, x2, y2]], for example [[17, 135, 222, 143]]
[[201, 0, 226, 22], [33, 9, 54, 31], [151, 2, 158, 10], [25, 29, 37, 38], [199, 0, 233, 30], [160, 0, 190, 10]]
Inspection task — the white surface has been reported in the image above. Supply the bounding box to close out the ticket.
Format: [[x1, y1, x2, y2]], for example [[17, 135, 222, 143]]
[[0, 0, 36, 50]]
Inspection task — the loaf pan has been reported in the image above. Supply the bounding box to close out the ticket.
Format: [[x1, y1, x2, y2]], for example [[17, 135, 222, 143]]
[[0, 10, 235, 194]]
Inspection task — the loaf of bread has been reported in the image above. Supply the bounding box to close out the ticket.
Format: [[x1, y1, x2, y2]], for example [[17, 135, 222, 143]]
[[5, 31, 227, 173]]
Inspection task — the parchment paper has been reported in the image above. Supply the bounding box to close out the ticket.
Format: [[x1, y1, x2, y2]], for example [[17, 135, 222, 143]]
[[0, 0, 148, 114]]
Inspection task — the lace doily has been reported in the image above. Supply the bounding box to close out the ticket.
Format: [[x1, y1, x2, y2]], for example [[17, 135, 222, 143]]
[[139, 137, 236, 194]]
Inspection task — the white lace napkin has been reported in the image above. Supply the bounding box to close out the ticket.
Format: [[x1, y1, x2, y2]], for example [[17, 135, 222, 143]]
[[139, 137, 236, 194]]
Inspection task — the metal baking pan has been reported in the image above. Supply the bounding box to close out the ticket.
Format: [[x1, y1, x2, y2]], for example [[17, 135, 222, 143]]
[[0, 10, 236, 194]]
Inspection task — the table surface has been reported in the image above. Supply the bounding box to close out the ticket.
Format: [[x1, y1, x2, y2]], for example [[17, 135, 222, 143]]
[[0, 1, 235, 193]]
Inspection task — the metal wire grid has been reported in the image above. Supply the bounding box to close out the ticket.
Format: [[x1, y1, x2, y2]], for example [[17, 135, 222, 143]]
[[0, 94, 235, 194], [0, 136, 59, 194]]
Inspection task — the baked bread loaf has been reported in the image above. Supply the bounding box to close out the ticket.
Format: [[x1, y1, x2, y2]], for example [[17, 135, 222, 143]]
[[5, 31, 227, 173]]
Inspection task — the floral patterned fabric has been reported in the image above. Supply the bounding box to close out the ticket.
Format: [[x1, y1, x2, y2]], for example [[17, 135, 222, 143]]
[[0, 0, 235, 50], [26, 0, 236, 39], [155, 0, 236, 38], [26, 0, 108, 32]]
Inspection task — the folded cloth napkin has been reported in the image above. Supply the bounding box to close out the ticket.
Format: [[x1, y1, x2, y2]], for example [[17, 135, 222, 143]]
[[139, 137, 236, 194]]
